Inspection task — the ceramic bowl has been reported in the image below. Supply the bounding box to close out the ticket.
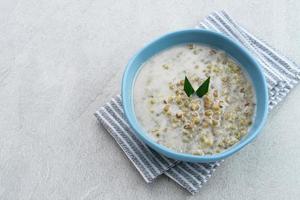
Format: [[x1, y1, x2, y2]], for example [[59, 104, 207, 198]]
[[122, 29, 268, 162]]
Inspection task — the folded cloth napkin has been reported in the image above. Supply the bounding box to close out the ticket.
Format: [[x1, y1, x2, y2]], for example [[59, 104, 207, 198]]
[[95, 11, 300, 194]]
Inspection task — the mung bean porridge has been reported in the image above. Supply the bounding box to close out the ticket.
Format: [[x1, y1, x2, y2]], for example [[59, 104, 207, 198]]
[[134, 44, 256, 155]]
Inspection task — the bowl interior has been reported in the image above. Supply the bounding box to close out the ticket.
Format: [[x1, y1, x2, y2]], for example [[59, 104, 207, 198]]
[[122, 29, 268, 162]]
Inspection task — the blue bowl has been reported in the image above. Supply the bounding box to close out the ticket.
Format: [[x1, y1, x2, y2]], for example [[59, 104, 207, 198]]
[[122, 29, 268, 162]]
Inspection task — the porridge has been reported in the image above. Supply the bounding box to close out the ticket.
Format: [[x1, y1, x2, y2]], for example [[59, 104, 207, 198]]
[[133, 43, 256, 155]]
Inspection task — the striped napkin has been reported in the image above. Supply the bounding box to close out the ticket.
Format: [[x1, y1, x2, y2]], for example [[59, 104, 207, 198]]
[[95, 11, 300, 194]]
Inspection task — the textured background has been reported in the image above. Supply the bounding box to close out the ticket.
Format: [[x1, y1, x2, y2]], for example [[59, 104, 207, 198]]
[[0, 0, 300, 199]]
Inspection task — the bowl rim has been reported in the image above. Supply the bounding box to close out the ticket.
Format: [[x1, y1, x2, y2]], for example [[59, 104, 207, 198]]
[[122, 29, 268, 162]]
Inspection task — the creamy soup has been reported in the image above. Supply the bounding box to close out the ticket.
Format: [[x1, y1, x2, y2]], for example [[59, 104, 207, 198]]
[[134, 44, 256, 155]]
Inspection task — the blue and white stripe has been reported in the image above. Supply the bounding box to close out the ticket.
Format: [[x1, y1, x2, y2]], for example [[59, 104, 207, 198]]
[[95, 11, 299, 194]]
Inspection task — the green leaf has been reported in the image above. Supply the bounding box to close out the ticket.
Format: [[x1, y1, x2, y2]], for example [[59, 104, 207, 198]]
[[196, 77, 210, 98], [184, 76, 195, 97]]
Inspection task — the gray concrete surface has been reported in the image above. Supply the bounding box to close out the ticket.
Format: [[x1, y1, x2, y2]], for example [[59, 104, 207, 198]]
[[0, 0, 299, 199]]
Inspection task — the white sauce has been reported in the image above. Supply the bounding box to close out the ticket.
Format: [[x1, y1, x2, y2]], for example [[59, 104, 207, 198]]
[[134, 44, 256, 155]]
